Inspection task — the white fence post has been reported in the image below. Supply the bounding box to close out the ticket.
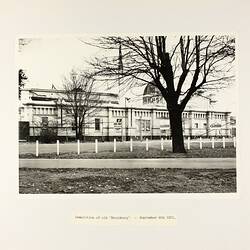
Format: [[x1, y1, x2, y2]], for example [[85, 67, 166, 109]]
[[161, 138, 164, 151], [36, 140, 39, 157], [199, 137, 202, 149], [77, 139, 80, 155], [187, 137, 190, 150], [57, 140, 59, 155], [233, 137, 236, 148], [114, 138, 116, 153], [222, 137, 225, 148], [212, 137, 214, 149], [130, 138, 133, 152], [146, 138, 149, 151], [95, 139, 98, 153]]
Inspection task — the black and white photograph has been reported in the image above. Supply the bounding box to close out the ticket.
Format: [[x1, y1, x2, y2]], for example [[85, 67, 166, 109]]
[[2, 1, 250, 250], [18, 35, 237, 194]]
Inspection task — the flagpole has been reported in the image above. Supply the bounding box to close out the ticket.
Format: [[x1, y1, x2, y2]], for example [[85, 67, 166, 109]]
[[118, 38, 123, 95]]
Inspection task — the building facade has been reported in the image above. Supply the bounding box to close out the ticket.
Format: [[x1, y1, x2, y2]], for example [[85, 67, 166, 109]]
[[19, 86, 232, 141]]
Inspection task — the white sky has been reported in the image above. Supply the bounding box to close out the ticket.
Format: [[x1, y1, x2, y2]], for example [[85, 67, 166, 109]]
[[17, 36, 237, 115]]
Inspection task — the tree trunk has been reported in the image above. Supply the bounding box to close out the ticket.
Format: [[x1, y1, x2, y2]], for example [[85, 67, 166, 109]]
[[169, 109, 186, 153]]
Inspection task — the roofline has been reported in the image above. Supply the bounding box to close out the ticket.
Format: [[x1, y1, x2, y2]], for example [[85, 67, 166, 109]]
[[101, 106, 231, 113], [22, 88, 119, 97], [20, 102, 232, 113]]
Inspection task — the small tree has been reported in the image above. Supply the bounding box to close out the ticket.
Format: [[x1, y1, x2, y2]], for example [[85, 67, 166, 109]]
[[32, 120, 58, 143], [89, 35, 235, 153], [19, 69, 27, 99], [61, 70, 101, 140]]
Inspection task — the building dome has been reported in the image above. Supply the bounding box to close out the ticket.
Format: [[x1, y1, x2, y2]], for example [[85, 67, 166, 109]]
[[143, 83, 160, 96], [143, 83, 165, 106]]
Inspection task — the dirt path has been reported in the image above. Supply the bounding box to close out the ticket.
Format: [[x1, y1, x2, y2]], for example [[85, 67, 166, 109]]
[[19, 158, 236, 169]]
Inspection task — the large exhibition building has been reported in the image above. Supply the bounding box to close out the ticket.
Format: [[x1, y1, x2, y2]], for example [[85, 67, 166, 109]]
[[19, 84, 232, 141]]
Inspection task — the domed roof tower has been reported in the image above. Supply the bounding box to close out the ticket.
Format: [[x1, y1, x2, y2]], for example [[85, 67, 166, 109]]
[[143, 83, 165, 106]]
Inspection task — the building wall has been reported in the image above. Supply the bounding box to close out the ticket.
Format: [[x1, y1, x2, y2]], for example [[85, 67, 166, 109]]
[[19, 88, 232, 140]]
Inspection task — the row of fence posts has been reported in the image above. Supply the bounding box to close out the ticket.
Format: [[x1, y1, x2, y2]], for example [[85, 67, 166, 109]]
[[35, 137, 236, 157], [109, 138, 135, 154], [186, 136, 236, 150]]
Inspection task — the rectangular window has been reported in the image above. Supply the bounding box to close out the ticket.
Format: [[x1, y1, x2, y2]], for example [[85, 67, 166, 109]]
[[42, 117, 48, 127], [195, 123, 198, 129], [146, 120, 151, 131], [95, 118, 100, 131], [141, 121, 145, 131]]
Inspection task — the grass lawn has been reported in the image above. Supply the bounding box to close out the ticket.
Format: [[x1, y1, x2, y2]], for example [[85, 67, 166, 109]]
[[19, 147, 236, 159], [19, 168, 237, 193]]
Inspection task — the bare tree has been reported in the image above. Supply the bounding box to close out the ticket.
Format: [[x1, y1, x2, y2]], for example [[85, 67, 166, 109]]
[[60, 70, 101, 140], [89, 35, 235, 153], [18, 38, 31, 99]]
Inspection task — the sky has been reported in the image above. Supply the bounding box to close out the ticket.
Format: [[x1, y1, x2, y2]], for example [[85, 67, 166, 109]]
[[17, 36, 237, 115]]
